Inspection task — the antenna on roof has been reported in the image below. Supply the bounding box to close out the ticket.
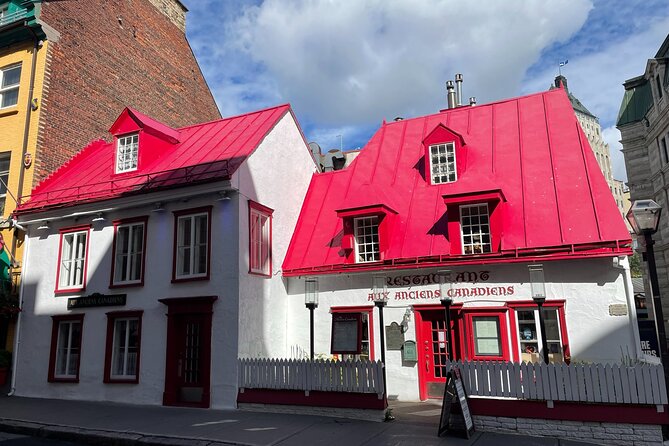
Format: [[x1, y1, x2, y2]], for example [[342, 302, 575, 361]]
[[336, 134, 343, 151]]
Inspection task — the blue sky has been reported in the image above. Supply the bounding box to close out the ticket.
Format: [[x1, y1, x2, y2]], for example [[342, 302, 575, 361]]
[[186, 0, 669, 181]]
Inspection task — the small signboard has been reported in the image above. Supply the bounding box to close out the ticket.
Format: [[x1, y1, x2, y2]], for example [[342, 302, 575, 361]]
[[639, 320, 660, 357], [67, 293, 127, 310], [438, 368, 474, 439], [385, 322, 405, 350], [401, 340, 417, 362], [331, 313, 361, 354]]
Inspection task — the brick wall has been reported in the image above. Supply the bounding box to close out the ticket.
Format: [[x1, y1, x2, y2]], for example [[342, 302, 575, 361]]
[[34, 0, 220, 185]]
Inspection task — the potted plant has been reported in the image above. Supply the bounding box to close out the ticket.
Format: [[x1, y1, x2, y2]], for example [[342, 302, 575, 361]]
[[0, 349, 10, 386]]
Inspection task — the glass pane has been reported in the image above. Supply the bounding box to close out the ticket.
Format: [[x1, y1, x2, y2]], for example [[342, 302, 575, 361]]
[[473, 317, 501, 356], [1, 88, 18, 108], [2, 66, 21, 87], [113, 319, 127, 375]]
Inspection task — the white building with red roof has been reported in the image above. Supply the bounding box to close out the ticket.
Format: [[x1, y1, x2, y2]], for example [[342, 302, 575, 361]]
[[281, 87, 642, 401], [10, 104, 316, 408]]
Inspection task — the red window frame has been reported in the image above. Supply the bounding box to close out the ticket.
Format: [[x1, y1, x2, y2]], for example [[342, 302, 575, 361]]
[[330, 306, 375, 359], [443, 190, 505, 256], [171, 206, 212, 283], [54, 225, 91, 294], [103, 310, 143, 384], [248, 201, 273, 277], [422, 124, 466, 186], [109, 216, 148, 288], [48, 314, 85, 383], [463, 309, 510, 361], [507, 300, 570, 364], [336, 205, 397, 264]]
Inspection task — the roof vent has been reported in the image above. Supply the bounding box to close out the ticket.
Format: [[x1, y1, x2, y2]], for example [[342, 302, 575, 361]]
[[446, 81, 456, 109], [469, 97, 477, 106], [455, 73, 463, 106], [394, 116, 403, 121]]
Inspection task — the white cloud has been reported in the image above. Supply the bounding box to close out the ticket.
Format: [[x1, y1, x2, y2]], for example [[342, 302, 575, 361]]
[[602, 126, 626, 182], [227, 0, 592, 126]]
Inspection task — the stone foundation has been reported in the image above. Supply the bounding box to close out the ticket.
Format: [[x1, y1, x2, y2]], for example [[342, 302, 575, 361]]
[[474, 415, 663, 446]]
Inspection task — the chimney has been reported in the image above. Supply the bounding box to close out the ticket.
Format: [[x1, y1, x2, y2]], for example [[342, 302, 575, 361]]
[[554, 75, 569, 93], [446, 81, 456, 109], [455, 73, 463, 106], [469, 97, 477, 106]]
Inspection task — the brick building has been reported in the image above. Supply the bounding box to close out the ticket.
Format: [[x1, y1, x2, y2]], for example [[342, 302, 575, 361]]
[[0, 0, 220, 351]]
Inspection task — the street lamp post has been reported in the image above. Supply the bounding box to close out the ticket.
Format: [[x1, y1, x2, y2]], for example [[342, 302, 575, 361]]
[[438, 271, 454, 360], [626, 200, 669, 383], [305, 278, 319, 361], [529, 264, 550, 364], [372, 275, 388, 399]]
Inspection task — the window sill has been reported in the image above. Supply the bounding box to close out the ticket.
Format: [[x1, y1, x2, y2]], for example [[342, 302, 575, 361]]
[[0, 107, 19, 117], [109, 281, 143, 289], [54, 287, 85, 295], [104, 377, 139, 384], [171, 275, 210, 284], [248, 270, 271, 278], [48, 377, 79, 383]]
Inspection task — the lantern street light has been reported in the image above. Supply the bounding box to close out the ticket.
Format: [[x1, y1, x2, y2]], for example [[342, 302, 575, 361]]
[[626, 199, 669, 381], [372, 275, 388, 399], [305, 278, 319, 361], [438, 271, 454, 360], [528, 264, 550, 364]]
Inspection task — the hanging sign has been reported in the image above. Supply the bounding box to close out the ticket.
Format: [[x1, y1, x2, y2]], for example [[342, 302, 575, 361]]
[[438, 368, 474, 439]]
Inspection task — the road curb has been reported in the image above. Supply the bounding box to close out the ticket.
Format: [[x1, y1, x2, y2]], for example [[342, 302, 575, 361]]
[[0, 418, 253, 446]]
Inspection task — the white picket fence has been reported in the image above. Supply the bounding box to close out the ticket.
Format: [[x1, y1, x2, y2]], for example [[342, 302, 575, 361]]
[[446, 360, 668, 406], [238, 358, 385, 398]]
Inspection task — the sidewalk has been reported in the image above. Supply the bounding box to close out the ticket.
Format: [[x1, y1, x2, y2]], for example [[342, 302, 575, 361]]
[[0, 395, 597, 446]]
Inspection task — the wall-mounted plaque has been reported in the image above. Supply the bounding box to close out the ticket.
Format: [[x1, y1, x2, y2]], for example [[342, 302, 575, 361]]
[[402, 340, 417, 362], [67, 293, 126, 310], [385, 322, 405, 350]]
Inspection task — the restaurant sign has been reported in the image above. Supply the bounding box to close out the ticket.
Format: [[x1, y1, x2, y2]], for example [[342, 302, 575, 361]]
[[67, 293, 127, 309]]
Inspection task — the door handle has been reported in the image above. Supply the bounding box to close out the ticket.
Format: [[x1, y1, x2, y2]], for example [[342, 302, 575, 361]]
[[425, 356, 429, 372]]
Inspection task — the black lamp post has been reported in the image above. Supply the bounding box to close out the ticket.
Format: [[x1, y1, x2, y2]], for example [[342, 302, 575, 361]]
[[627, 200, 669, 381], [305, 278, 318, 361], [529, 264, 550, 364], [438, 270, 454, 360], [372, 275, 388, 399]]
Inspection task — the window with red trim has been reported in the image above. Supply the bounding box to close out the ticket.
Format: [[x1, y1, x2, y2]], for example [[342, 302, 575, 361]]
[[111, 218, 147, 287], [423, 124, 465, 186], [443, 191, 504, 256], [56, 226, 90, 292], [337, 205, 396, 264], [330, 307, 375, 360], [463, 310, 509, 361], [249, 201, 273, 276], [104, 311, 142, 383], [172, 207, 211, 282], [48, 314, 84, 382], [508, 301, 569, 364]]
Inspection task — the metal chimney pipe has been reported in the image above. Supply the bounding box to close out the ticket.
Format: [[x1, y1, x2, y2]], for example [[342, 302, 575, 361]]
[[469, 97, 477, 106], [446, 81, 456, 109], [455, 73, 463, 106]]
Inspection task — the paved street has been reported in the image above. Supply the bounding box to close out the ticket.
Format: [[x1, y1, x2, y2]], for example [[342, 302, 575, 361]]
[[0, 396, 600, 446]]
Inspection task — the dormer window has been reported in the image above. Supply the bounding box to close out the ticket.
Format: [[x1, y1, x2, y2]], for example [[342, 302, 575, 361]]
[[429, 142, 457, 184], [116, 133, 139, 173], [460, 203, 491, 254], [354, 216, 380, 263]]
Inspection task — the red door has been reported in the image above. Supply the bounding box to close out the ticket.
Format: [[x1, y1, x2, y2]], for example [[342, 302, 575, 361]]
[[160, 296, 216, 408], [415, 308, 459, 400]]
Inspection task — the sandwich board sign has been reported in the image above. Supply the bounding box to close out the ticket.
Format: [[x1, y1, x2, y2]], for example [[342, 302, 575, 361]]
[[438, 367, 474, 439]]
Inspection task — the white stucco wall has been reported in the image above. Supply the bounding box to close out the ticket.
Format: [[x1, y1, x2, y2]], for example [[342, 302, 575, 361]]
[[285, 258, 639, 402], [13, 111, 315, 409]]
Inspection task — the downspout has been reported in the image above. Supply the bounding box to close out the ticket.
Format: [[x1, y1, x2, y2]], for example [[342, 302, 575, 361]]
[[11, 24, 41, 261], [8, 24, 40, 397]]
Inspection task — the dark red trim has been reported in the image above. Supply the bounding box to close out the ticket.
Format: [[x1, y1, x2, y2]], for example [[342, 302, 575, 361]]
[[171, 206, 212, 283], [336, 204, 397, 219], [48, 314, 85, 383], [103, 310, 143, 384], [423, 125, 466, 186], [463, 310, 510, 361], [248, 200, 273, 277], [109, 216, 149, 288], [330, 306, 375, 360], [467, 398, 669, 425], [507, 300, 571, 363], [54, 226, 91, 294], [237, 389, 387, 410]]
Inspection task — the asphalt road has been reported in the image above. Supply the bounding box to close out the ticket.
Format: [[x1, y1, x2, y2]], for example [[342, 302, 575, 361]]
[[0, 432, 81, 446]]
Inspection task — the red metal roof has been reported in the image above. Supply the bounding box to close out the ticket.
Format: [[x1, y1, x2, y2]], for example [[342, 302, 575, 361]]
[[16, 104, 292, 214], [282, 89, 631, 276]]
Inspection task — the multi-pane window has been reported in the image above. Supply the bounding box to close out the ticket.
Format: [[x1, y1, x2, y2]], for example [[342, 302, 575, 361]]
[[58, 229, 88, 290], [517, 307, 565, 363], [460, 203, 491, 254], [113, 221, 145, 285], [354, 216, 380, 263], [50, 318, 83, 381], [0, 64, 21, 109], [661, 137, 668, 165], [111, 318, 140, 379], [429, 142, 457, 184], [116, 133, 139, 173], [175, 211, 209, 279], [472, 316, 502, 357], [249, 203, 272, 275], [0, 153, 10, 216]]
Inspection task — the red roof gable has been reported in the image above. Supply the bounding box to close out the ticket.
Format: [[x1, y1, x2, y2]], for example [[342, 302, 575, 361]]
[[282, 89, 631, 276], [17, 104, 292, 214]]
